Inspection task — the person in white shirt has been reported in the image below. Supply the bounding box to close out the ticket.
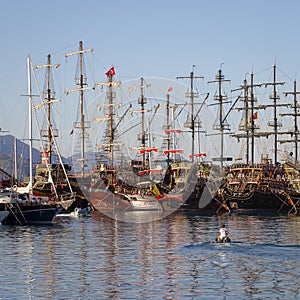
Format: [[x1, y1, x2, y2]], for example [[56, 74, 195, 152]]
[[217, 224, 229, 243]]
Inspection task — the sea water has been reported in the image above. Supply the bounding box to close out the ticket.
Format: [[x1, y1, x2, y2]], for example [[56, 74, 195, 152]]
[[0, 212, 299, 299]]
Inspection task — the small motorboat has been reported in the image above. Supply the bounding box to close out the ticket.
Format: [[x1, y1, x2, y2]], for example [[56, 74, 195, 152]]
[[56, 206, 92, 218], [215, 236, 231, 243], [73, 206, 92, 217]]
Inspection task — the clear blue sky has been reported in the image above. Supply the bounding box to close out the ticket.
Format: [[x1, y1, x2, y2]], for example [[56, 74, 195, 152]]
[[1, 0, 300, 159]]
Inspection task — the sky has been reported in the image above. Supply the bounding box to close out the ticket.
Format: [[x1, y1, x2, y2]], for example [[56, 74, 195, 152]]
[[1, 0, 300, 162]]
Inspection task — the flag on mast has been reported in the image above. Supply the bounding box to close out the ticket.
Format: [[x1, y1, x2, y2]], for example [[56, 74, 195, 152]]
[[250, 112, 258, 121], [105, 66, 116, 77]]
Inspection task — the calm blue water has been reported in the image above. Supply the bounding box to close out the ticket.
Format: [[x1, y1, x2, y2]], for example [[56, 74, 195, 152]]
[[0, 211, 300, 299]]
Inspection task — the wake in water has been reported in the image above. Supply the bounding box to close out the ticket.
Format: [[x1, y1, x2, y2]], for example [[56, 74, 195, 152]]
[[182, 240, 300, 264]]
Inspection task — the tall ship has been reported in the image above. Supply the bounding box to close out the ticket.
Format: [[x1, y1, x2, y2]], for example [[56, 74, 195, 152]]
[[0, 55, 62, 225], [215, 65, 300, 214], [88, 68, 223, 214], [29, 53, 77, 211], [89, 66, 133, 212], [153, 68, 220, 212], [63, 41, 97, 210]]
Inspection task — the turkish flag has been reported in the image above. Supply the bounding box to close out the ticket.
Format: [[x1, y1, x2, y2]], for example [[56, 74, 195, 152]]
[[105, 66, 116, 77]]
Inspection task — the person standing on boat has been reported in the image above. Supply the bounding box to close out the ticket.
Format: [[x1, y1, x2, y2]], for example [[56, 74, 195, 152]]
[[217, 224, 229, 243]]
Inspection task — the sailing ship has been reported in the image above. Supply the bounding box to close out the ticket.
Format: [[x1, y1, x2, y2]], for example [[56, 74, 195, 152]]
[[89, 74, 201, 213], [89, 66, 133, 212], [89, 73, 165, 212], [217, 159, 300, 214], [121, 77, 166, 210], [149, 68, 222, 213], [88, 70, 221, 214], [0, 189, 59, 225], [0, 55, 60, 225], [28, 53, 77, 211], [63, 41, 96, 210], [215, 65, 300, 214]]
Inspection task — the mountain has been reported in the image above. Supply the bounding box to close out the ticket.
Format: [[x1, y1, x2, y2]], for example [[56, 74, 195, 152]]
[[0, 135, 41, 181], [0, 134, 74, 182]]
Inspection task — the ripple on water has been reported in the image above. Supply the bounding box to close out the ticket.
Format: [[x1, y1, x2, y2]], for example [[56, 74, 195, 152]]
[[0, 214, 299, 299]]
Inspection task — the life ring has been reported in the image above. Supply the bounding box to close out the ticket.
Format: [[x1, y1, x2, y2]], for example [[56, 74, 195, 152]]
[[34, 181, 45, 190]]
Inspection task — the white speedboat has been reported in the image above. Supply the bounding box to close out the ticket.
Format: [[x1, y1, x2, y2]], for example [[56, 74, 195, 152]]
[[120, 194, 163, 211]]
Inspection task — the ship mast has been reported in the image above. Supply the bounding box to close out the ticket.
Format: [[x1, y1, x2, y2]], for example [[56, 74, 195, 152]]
[[250, 73, 256, 164], [95, 67, 122, 168], [108, 72, 115, 167], [161, 89, 183, 164], [264, 65, 285, 163], [139, 77, 148, 168], [232, 72, 263, 164], [165, 92, 171, 165], [177, 66, 203, 163], [65, 41, 94, 177], [281, 79, 300, 161], [208, 67, 230, 168], [232, 78, 250, 163], [34, 54, 60, 164], [27, 55, 33, 193], [232, 66, 291, 164]]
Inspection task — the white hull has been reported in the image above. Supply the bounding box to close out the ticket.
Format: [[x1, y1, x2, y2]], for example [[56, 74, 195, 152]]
[[126, 195, 163, 211]]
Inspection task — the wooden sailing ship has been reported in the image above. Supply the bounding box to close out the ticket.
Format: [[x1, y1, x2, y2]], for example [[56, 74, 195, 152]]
[[30, 53, 77, 211], [89, 70, 219, 213], [89, 66, 133, 212], [135, 68, 223, 213], [63, 41, 97, 211], [152, 70, 203, 210], [216, 65, 300, 214]]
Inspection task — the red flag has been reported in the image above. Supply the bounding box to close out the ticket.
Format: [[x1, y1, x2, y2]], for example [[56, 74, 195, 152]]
[[168, 86, 172, 92], [250, 112, 258, 121], [105, 66, 116, 77]]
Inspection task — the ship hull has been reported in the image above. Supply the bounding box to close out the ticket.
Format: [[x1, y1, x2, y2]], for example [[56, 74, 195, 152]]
[[1, 204, 59, 225], [220, 189, 295, 214], [89, 190, 132, 212], [158, 193, 223, 214]]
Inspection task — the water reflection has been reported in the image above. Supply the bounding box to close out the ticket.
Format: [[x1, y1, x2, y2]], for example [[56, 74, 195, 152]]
[[0, 213, 299, 299]]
